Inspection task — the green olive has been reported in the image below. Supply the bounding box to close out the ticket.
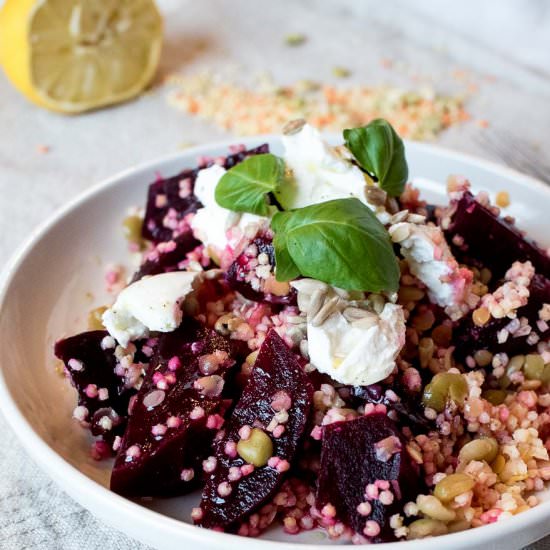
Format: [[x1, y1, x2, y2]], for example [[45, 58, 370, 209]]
[[237, 428, 273, 467]]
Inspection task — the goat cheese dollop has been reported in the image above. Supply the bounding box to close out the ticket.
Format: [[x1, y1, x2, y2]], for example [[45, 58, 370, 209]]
[[277, 123, 390, 223], [191, 164, 267, 256], [390, 222, 475, 319], [102, 271, 202, 347], [291, 280, 406, 385]]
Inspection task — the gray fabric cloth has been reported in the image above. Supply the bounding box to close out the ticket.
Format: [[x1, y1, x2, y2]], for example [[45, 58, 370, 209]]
[[0, 413, 149, 550], [1, 1, 550, 548]]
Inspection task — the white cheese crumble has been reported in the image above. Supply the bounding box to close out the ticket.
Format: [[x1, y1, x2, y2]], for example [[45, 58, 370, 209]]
[[191, 164, 267, 256], [308, 303, 405, 386], [102, 271, 203, 347], [278, 123, 390, 222], [390, 222, 475, 319], [291, 280, 405, 386]]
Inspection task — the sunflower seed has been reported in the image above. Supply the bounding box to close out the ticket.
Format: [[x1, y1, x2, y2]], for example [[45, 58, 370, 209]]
[[407, 213, 427, 224], [291, 278, 329, 295], [306, 288, 327, 318], [332, 286, 350, 299], [283, 118, 307, 135], [310, 295, 341, 327], [390, 210, 410, 224], [287, 315, 306, 325], [368, 294, 385, 314], [389, 223, 411, 243], [343, 307, 372, 322]]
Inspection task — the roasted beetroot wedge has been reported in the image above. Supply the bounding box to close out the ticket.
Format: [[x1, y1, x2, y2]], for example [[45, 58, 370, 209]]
[[131, 231, 201, 282], [142, 167, 202, 243], [446, 191, 550, 279], [143, 145, 269, 243], [54, 330, 135, 441], [197, 330, 313, 529], [110, 318, 243, 497], [225, 235, 296, 305], [454, 273, 550, 361], [317, 413, 421, 542]]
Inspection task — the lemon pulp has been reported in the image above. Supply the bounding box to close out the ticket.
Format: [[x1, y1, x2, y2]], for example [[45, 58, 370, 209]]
[[0, 0, 163, 113]]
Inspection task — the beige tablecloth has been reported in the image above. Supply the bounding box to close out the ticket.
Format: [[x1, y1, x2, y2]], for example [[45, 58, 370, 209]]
[[1, 1, 550, 548]]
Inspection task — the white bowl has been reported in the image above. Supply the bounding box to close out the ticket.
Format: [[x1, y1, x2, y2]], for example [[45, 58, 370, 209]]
[[1, 136, 549, 550]]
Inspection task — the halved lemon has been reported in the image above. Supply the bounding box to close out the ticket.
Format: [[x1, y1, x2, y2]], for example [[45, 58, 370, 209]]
[[0, 0, 163, 113]]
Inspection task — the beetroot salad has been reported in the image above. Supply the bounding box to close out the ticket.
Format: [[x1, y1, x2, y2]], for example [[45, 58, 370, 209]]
[[55, 119, 550, 543]]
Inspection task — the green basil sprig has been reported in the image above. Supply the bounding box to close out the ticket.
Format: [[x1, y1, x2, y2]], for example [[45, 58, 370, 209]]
[[343, 119, 408, 197], [272, 198, 399, 292], [213, 121, 406, 292], [215, 153, 285, 216]]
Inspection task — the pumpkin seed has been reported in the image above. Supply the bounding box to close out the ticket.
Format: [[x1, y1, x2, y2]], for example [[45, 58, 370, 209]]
[[408, 519, 448, 539], [458, 437, 498, 464], [434, 473, 474, 503], [482, 389, 507, 405], [237, 428, 273, 467], [417, 495, 456, 521], [422, 372, 467, 412]]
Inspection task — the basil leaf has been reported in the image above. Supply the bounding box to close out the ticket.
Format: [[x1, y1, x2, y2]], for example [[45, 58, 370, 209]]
[[215, 153, 285, 216], [273, 233, 301, 281], [272, 198, 399, 292], [343, 119, 408, 197]]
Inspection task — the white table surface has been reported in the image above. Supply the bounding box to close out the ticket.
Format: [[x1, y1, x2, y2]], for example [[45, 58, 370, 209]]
[[1, 1, 549, 548]]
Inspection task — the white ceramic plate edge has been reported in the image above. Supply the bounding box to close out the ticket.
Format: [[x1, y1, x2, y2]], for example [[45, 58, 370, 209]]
[[1, 136, 550, 550]]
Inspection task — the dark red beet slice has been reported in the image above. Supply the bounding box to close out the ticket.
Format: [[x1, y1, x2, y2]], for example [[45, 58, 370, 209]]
[[225, 235, 296, 305], [142, 167, 202, 243], [446, 191, 550, 280], [54, 330, 136, 442], [454, 273, 550, 361], [131, 231, 200, 283], [317, 414, 421, 542], [198, 330, 313, 529], [143, 144, 269, 243], [110, 318, 243, 497]]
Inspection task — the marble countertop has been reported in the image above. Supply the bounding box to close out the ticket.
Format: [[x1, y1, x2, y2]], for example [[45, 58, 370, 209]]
[[1, 0, 549, 548]]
